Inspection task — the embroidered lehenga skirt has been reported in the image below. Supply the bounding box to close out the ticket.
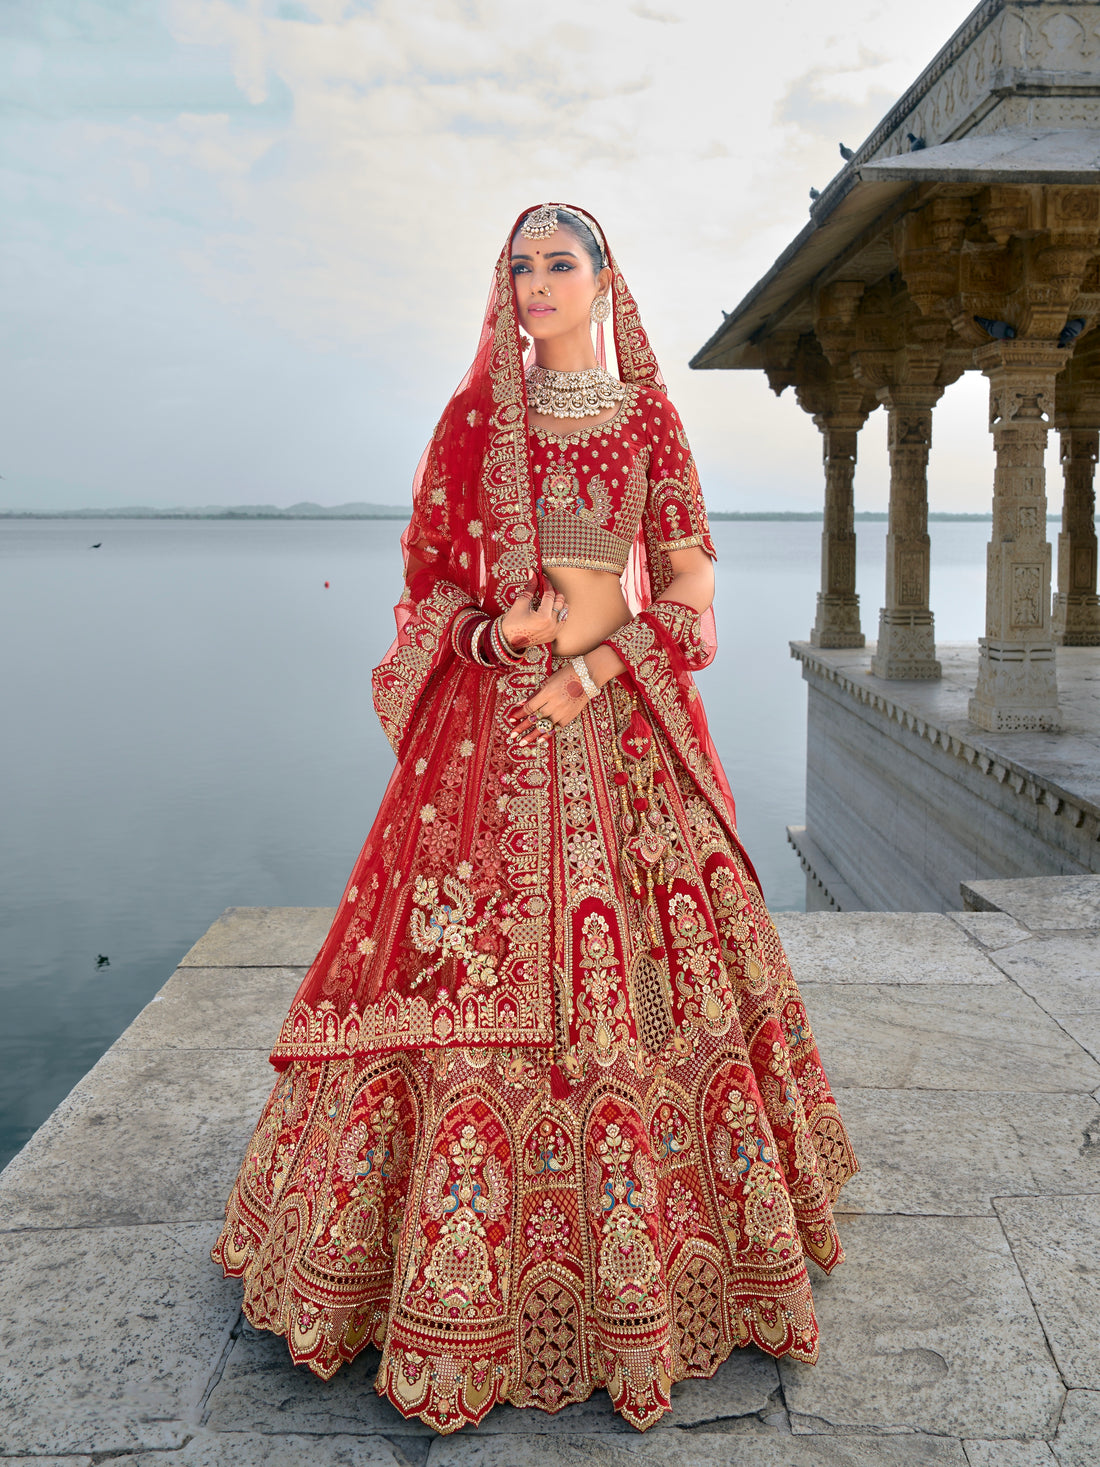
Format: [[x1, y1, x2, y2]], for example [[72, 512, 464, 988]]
[[212, 655, 858, 1433]]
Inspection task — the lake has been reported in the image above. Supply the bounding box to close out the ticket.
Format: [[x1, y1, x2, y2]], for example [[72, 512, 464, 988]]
[[0, 515, 990, 1169]]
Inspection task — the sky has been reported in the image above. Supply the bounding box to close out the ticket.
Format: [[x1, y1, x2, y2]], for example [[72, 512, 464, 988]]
[[1, 0, 1009, 514]]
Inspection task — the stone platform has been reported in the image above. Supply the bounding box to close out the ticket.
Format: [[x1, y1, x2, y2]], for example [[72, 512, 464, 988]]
[[2, 882, 1100, 1464], [789, 643, 1100, 914]]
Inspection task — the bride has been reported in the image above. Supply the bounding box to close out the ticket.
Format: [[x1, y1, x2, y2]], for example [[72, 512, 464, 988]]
[[212, 202, 858, 1434]]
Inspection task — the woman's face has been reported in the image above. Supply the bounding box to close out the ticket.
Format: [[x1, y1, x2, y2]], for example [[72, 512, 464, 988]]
[[510, 226, 609, 342]]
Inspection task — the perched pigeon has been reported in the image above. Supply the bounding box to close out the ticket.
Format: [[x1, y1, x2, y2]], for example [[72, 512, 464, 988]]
[[839, 142, 855, 161], [974, 315, 1016, 340], [1059, 317, 1086, 348], [907, 132, 926, 150], [809, 187, 821, 200]]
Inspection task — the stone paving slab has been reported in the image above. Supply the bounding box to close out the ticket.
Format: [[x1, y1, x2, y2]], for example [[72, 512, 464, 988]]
[[425, 1427, 968, 1464], [123, 1432, 415, 1465], [1063, 1013, 1100, 1068], [777, 1214, 1064, 1439], [989, 934, 1100, 1018], [179, 906, 336, 967], [773, 913, 1003, 985], [830, 1089, 1100, 1215], [948, 910, 1033, 950], [0, 1045, 274, 1228], [0, 1221, 236, 1456], [116, 966, 304, 1050], [962, 1442, 1057, 1465], [205, 1322, 782, 1439], [1052, 1389, 1100, 1467], [994, 1196, 1100, 1391], [1, 1460, 96, 1466], [800, 981, 1100, 1092], [961, 877, 1100, 931]]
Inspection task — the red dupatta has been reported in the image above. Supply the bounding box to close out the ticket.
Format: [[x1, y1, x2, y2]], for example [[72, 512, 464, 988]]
[[369, 204, 743, 860], [269, 205, 755, 1068]]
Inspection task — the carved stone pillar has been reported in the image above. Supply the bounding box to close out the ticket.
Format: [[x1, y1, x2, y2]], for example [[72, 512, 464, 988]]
[[872, 388, 943, 679], [1052, 426, 1100, 645], [810, 414, 866, 648], [969, 342, 1062, 732]]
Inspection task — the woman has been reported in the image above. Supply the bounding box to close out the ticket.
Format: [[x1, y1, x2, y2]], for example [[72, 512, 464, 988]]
[[212, 203, 858, 1435]]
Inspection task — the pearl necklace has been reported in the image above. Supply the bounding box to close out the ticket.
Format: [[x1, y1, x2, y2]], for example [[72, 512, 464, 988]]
[[526, 365, 627, 420]]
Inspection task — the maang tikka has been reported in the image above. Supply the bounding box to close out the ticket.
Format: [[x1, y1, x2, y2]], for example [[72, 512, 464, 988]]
[[521, 205, 559, 240]]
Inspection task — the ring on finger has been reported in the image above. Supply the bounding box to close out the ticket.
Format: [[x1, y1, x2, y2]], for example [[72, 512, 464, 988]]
[[535, 716, 554, 734]]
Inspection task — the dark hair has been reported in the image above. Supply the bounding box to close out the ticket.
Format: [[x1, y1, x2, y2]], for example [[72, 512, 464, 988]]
[[513, 208, 606, 276], [555, 209, 606, 276]]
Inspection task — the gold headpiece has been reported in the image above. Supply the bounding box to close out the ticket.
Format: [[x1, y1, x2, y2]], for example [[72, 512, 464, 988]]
[[520, 204, 559, 240], [520, 203, 608, 267]]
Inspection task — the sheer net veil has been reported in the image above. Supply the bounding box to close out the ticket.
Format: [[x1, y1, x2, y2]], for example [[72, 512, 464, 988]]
[[374, 206, 715, 666], [368, 202, 739, 876]]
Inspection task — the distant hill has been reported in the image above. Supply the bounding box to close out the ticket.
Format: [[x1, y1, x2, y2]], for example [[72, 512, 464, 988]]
[[0, 502, 411, 519], [3, 506, 1088, 522]]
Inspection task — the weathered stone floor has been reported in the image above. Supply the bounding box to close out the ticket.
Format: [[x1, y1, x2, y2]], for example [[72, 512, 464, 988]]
[[2, 878, 1099, 1465]]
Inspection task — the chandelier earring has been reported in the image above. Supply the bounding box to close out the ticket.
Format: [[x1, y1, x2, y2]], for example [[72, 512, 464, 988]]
[[590, 294, 611, 324]]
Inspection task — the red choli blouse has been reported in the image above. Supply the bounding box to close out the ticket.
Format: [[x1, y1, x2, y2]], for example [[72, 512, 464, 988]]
[[529, 383, 716, 577]]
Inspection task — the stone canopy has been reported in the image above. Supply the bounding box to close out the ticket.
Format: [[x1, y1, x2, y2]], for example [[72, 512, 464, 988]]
[[691, 0, 1100, 733]]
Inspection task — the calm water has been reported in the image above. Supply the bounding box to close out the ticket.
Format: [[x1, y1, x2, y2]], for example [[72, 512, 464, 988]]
[[0, 516, 989, 1168]]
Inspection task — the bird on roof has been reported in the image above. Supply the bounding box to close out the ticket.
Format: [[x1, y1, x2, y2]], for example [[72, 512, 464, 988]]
[[839, 143, 855, 161], [809, 187, 821, 201], [974, 315, 1016, 340], [907, 133, 926, 150]]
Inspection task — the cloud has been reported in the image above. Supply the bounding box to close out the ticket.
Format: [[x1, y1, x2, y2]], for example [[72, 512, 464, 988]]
[[1, 0, 989, 511]]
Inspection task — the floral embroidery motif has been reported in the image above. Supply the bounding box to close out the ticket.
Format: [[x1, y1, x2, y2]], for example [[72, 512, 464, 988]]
[[407, 872, 503, 996], [417, 1122, 508, 1317], [588, 1119, 661, 1310]]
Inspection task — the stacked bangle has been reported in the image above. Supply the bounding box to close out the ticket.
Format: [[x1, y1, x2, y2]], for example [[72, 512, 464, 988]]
[[488, 615, 526, 666], [451, 609, 528, 669], [469, 617, 492, 666]]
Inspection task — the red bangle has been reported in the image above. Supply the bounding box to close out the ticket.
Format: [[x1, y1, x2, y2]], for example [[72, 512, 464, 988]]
[[489, 615, 526, 666]]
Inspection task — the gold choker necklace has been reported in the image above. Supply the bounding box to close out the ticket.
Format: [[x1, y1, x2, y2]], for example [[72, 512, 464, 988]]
[[526, 365, 627, 419]]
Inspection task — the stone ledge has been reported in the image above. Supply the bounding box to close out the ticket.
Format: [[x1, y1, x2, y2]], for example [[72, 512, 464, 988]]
[[786, 824, 868, 912], [961, 875, 1100, 929], [178, 906, 336, 967], [791, 642, 1100, 848], [772, 912, 1005, 985]]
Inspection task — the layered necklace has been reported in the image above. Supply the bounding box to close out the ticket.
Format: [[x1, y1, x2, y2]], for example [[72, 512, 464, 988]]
[[526, 365, 627, 420]]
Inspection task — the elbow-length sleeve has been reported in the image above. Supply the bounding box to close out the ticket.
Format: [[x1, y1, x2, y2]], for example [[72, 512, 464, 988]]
[[610, 392, 717, 673], [641, 394, 717, 595]]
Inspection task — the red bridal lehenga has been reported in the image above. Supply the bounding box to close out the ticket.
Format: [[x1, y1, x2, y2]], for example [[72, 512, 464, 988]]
[[212, 203, 858, 1434]]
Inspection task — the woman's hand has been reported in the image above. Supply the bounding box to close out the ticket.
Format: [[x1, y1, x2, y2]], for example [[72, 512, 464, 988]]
[[507, 663, 590, 746], [500, 575, 568, 650]]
